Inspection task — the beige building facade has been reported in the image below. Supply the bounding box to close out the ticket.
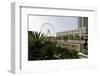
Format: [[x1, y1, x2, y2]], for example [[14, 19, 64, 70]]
[[56, 17, 88, 52]]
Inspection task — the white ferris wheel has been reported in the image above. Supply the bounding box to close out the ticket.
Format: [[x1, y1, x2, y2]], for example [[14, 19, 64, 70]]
[[40, 23, 55, 37]]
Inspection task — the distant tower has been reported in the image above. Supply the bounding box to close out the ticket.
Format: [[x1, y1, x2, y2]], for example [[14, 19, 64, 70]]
[[78, 17, 88, 28]]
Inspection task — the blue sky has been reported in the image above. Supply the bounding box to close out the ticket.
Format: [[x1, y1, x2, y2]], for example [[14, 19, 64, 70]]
[[29, 15, 78, 36]]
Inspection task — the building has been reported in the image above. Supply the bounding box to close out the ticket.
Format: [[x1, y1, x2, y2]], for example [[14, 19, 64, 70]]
[[56, 27, 87, 39], [56, 17, 88, 53], [56, 17, 88, 39]]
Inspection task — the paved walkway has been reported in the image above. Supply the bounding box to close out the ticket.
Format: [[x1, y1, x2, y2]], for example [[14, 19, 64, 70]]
[[78, 52, 88, 58]]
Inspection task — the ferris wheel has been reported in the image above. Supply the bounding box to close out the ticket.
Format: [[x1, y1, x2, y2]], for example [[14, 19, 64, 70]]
[[40, 23, 55, 37]]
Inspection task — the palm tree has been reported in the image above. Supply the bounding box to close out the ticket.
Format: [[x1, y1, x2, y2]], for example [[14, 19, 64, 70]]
[[28, 31, 46, 60], [31, 31, 46, 42]]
